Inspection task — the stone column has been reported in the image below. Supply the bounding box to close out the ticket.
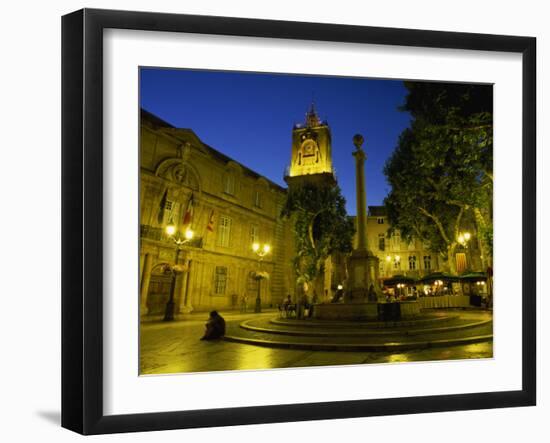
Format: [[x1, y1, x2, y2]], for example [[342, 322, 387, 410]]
[[353, 134, 368, 251], [140, 253, 152, 316], [177, 259, 193, 314], [345, 134, 381, 306], [139, 253, 145, 286]]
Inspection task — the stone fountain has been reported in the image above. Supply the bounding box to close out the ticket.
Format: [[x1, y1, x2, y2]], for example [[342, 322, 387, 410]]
[[313, 134, 420, 321]]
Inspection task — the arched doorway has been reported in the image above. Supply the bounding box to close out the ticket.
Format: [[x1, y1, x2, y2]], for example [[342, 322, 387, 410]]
[[146, 262, 172, 315]]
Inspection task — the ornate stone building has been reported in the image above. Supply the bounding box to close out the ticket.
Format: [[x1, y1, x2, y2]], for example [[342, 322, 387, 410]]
[[139, 110, 295, 317]]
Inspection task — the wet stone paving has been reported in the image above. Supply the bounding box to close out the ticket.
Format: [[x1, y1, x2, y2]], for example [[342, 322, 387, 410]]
[[140, 309, 493, 375]]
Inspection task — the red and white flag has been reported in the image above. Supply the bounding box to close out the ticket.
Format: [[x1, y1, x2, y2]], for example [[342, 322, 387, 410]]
[[206, 209, 215, 232], [182, 194, 194, 226]]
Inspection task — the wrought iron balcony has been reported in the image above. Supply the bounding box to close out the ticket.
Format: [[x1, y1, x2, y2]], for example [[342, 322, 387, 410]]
[[140, 224, 203, 248]]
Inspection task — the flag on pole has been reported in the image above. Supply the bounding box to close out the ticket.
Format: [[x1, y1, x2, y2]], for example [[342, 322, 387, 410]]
[[206, 209, 215, 232], [182, 194, 195, 226], [157, 188, 168, 224]]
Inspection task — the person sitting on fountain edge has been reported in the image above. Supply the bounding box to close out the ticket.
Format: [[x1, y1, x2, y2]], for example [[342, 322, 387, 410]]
[[200, 310, 226, 340]]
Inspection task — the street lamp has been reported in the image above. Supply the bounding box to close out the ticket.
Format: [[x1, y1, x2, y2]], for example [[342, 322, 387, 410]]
[[252, 242, 271, 313], [457, 231, 471, 246], [163, 221, 194, 321], [457, 231, 472, 271]]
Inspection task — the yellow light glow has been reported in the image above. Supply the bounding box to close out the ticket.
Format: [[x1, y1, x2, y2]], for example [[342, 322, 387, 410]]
[[165, 224, 176, 236], [386, 255, 392, 262], [184, 228, 194, 240], [395, 255, 400, 261], [458, 234, 465, 244], [252, 243, 260, 252], [337, 284, 343, 290], [263, 244, 271, 254], [464, 232, 471, 241]]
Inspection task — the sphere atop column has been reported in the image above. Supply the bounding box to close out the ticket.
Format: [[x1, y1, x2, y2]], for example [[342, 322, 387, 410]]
[[353, 134, 364, 150]]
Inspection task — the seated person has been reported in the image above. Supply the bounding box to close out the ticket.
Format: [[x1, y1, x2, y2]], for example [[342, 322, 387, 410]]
[[200, 310, 226, 340]]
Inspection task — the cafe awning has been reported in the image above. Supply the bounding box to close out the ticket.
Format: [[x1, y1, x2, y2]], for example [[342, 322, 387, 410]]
[[459, 272, 487, 282], [383, 275, 417, 286], [418, 272, 460, 284]]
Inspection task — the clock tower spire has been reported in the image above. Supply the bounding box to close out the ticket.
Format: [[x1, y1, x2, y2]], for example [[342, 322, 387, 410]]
[[284, 103, 335, 187]]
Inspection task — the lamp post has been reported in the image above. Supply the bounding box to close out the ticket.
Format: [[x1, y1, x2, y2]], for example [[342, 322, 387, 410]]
[[457, 231, 471, 271], [164, 222, 194, 321], [252, 242, 271, 313]]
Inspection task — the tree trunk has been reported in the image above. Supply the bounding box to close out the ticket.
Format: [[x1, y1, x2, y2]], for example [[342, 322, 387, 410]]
[[447, 242, 457, 274], [473, 207, 492, 268], [311, 273, 324, 302]]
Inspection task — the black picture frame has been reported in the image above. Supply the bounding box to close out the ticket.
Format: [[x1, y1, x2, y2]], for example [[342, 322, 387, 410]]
[[61, 8, 536, 435]]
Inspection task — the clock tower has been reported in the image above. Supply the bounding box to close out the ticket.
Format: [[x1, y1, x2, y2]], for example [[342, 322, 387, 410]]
[[285, 103, 335, 188]]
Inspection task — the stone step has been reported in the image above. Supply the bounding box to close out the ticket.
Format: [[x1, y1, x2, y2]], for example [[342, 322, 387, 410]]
[[223, 333, 493, 352], [223, 312, 493, 351], [270, 313, 459, 329], [240, 318, 491, 337]]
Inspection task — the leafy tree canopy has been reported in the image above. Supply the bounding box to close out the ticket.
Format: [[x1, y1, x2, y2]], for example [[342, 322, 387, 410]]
[[281, 183, 355, 287], [384, 82, 493, 272]]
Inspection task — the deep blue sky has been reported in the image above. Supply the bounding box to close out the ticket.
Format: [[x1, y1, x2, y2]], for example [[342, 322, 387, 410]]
[[140, 68, 411, 215]]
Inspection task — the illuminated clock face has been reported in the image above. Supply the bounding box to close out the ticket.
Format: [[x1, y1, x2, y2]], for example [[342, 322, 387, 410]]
[[301, 139, 317, 157]]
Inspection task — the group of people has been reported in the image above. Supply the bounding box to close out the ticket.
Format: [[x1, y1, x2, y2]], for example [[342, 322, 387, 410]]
[[280, 292, 319, 318], [383, 287, 419, 302]]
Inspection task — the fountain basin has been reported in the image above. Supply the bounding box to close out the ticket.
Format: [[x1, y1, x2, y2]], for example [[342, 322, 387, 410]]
[[313, 301, 421, 321]]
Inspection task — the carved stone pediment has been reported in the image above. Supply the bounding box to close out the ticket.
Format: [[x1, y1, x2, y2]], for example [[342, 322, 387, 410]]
[[155, 158, 200, 191]]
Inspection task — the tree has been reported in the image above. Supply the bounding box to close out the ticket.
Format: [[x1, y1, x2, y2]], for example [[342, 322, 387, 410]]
[[281, 183, 355, 295], [384, 82, 493, 272]]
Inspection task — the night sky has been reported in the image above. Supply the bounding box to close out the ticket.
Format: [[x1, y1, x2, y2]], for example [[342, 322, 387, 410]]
[[140, 68, 412, 215]]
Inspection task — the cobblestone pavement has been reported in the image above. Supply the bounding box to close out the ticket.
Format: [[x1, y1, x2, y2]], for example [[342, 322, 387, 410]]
[[140, 309, 493, 375]]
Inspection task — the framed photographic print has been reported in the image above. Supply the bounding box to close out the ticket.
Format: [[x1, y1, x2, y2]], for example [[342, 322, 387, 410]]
[[62, 8, 536, 435]]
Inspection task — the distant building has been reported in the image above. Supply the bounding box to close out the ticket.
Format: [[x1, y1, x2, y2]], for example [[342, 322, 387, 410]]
[[353, 206, 484, 286]]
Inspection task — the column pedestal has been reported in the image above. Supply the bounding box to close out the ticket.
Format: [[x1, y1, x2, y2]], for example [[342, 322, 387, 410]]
[[345, 249, 381, 303]]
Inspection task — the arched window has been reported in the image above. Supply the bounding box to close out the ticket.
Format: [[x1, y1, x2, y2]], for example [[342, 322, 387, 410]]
[[223, 173, 235, 195], [214, 266, 228, 294], [223, 162, 243, 197], [378, 233, 385, 251], [423, 255, 432, 270], [217, 215, 232, 247], [254, 190, 262, 208], [394, 256, 401, 270]]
